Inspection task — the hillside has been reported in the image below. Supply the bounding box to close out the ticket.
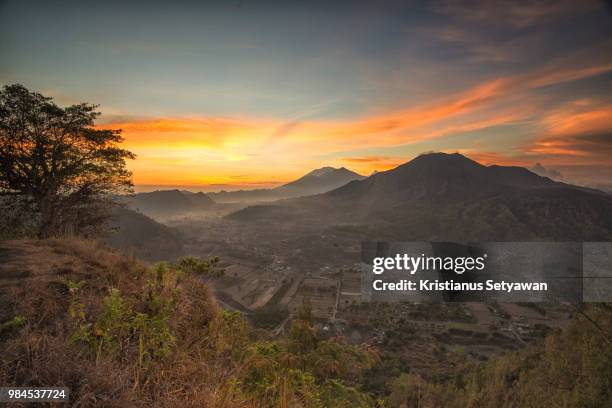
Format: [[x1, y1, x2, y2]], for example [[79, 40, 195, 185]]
[[385, 304, 612, 407], [0, 239, 610, 407], [210, 166, 365, 203], [229, 153, 612, 241], [0, 239, 220, 406], [0, 239, 378, 407], [105, 207, 185, 262], [122, 189, 216, 219]]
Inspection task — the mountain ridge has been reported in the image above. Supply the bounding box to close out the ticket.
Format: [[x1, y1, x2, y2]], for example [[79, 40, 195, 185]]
[[228, 153, 612, 241], [209, 166, 365, 203], [121, 189, 216, 218], [279, 166, 364, 192]]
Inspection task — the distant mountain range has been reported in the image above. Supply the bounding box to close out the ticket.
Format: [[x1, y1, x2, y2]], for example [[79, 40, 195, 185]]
[[229, 153, 612, 241], [209, 167, 365, 203], [119, 166, 364, 219]]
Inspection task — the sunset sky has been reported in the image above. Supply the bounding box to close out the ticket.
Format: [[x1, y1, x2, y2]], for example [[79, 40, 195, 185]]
[[1, 0, 611, 191]]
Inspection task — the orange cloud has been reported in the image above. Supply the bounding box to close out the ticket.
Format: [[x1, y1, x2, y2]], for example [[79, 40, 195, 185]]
[[341, 156, 406, 174], [315, 78, 508, 139], [453, 150, 527, 167], [98, 78, 520, 184], [95, 57, 612, 186], [526, 140, 591, 157], [526, 63, 612, 89], [523, 102, 612, 161], [342, 156, 393, 163], [99, 117, 276, 149], [541, 106, 612, 136]]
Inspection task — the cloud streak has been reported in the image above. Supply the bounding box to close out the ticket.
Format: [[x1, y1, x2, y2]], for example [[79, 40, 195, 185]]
[[97, 52, 612, 185]]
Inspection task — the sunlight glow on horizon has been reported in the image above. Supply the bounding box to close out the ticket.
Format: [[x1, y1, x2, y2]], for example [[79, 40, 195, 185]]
[[99, 63, 612, 188], [3, 0, 611, 190]]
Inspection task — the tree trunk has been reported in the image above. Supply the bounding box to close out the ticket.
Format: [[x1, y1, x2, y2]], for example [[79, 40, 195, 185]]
[[37, 194, 57, 238]]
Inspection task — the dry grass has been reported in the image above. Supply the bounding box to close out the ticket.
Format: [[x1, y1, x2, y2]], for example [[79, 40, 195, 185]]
[[0, 238, 253, 407]]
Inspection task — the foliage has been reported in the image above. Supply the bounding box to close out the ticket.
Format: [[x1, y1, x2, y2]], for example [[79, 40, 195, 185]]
[[238, 315, 378, 407], [74, 265, 376, 405], [6, 239, 611, 407], [385, 304, 612, 408], [0, 84, 135, 237], [53, 253, 378, 406], [209, 310, 250, 357], [0, 315, 26, 335], [174, 255, 224, 277], [68, 264, 180, 372]]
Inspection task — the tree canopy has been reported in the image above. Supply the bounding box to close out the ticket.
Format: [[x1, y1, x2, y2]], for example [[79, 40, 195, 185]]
[[0, 84, 135, 237]]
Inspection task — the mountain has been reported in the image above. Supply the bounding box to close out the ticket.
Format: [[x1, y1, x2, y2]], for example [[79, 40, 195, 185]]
[[122, 189, 216, 218], [278, 167, 365, 194], [322, 152, 555, 204], [209, 166, 365, 203], [228, 153, 612, 241]]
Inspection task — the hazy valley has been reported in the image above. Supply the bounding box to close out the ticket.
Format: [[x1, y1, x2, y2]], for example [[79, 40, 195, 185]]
[[103, 152, 612, 389]]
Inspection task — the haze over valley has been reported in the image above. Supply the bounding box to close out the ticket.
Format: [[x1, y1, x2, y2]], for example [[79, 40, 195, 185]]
[[104, 152, 612, 374]]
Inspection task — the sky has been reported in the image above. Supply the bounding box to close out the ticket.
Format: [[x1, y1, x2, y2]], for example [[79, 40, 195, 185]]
[[1, 0, 612, 191]]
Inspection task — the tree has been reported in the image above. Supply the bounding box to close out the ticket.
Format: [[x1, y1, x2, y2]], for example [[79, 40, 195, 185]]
[[0, 84, 135, 237]]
